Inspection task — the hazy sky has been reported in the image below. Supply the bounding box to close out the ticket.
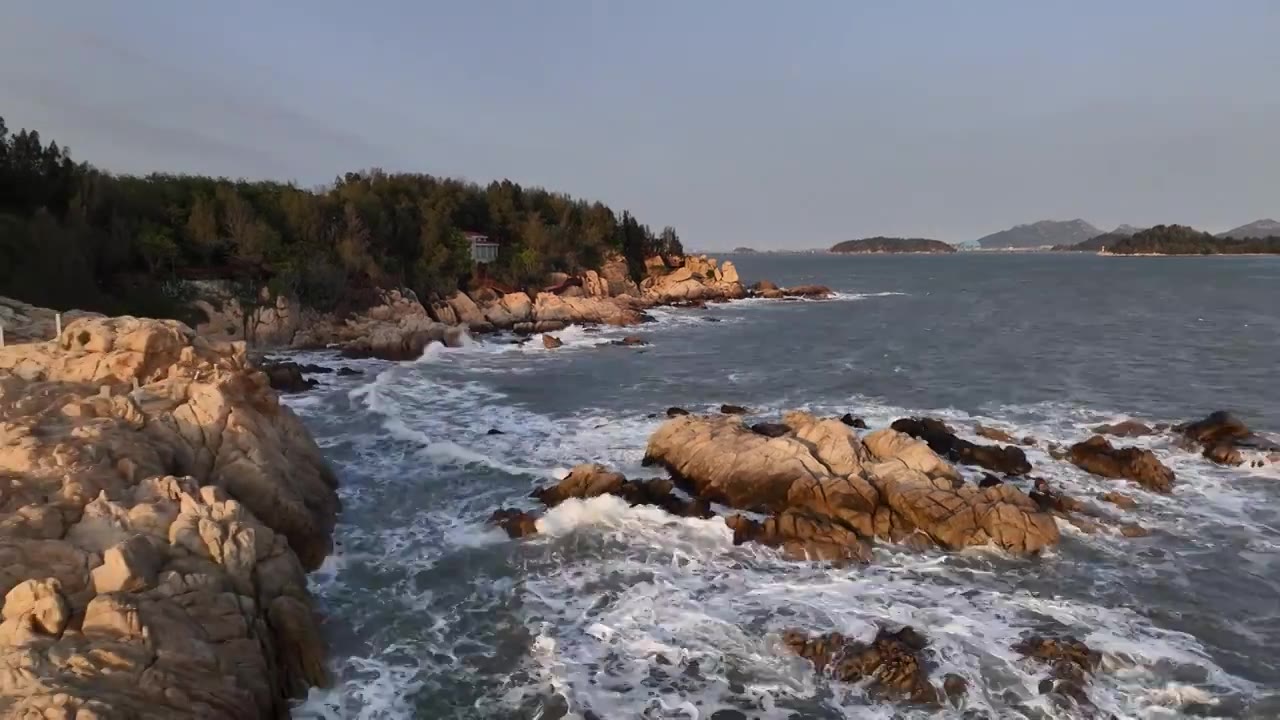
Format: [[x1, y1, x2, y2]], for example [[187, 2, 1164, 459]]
[[2, 1, 1277, 248]]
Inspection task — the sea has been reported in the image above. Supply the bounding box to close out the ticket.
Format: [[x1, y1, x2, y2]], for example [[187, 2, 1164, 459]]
[[288, 252, 1280, 719]]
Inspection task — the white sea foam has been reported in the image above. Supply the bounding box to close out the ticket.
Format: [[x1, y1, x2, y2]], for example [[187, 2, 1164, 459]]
[[298, 345, 1271, 719]]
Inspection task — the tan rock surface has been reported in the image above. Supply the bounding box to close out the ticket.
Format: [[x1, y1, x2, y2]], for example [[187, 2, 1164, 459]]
[[645, 413, 1057, 555], [0, 314, 339, 717]]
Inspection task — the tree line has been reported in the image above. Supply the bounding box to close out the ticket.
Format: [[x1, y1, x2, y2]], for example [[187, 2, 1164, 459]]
[[1086, 225, 1280, 255], [0, 116, 683, 319]]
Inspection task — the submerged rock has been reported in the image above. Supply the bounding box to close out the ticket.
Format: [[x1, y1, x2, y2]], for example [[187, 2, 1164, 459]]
[[1092, 419, 1155, 437], [1014, 634, 1102, 710], [260, 360, 319, 393], [1069, 436, 1175, 492], [720, 403, 750, 415], [782, 284, 833, 299], [784, 626, 940, 705], [489, 508, 539, 538], [542, 334, 564, 349]]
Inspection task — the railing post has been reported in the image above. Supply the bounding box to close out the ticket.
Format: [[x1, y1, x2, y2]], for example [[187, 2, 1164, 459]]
[[55, 313, 62, 338], [0, 323, 5, 348]]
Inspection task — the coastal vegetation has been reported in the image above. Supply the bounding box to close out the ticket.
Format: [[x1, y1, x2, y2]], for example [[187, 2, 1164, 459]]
[[1060, 224, 1280, 255], [830, 237, 956, 253], [0, 115, 682, 319]]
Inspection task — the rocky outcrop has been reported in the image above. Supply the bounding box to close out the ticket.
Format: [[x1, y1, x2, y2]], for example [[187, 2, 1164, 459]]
[[640, 256, 747, 303], [784, 626, 943, 705], [189, 282, 305, 347], [292, 289, 464, 361], [1176, 411, 1279, 466], [1013, 634, 1102, 709], [1068, 436, 1175, 492], [643, 413, 1058, 555], [891, 417, 1032, 476], [0, 316, 339, 717], [0, 297, 102, 345]]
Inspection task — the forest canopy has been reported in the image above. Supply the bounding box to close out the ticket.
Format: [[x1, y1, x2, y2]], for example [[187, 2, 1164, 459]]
[[0, 116, 683, 317]]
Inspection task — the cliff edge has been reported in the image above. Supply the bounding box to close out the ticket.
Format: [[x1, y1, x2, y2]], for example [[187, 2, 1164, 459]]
[[0, 315, 339, 717]]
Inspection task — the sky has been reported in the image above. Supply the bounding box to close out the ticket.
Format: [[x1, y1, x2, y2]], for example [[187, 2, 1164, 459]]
[[2, 1, 1278, 249]]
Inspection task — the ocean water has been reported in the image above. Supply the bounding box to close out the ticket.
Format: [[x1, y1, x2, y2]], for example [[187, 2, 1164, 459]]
[[289, 253, 1280, 719]]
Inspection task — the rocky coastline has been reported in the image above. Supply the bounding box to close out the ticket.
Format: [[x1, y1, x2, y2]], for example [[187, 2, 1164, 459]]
[[488, 406, 1276, 713], [0, 316, 338, 718], [188, 253, 830, 363]]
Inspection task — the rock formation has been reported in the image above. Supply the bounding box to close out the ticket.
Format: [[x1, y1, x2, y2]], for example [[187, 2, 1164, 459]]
[[0, 316, 339, 717], [1068, 436, 1175, 492], [0, 297, 102, 345], [1176, 410, 1280, 467], [890, 417, 1033, 476], [784, 626, 944, 705], [643, 412, 1058, 555]]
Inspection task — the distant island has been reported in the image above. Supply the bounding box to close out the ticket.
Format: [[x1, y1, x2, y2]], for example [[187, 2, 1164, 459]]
[[1217, 219, 1280, 239], [830, 237, 956, 254], [1060, 225, 1280, 255], [976, 219, 1101, 249], [732, 246, 758, 253]]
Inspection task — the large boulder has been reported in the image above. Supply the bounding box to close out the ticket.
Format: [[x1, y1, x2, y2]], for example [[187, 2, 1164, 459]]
[[1068, 436, 1175, 492], [447, 292, 494, 332], [1175, 411, 1278, 466], [0, 315, 339, 716]]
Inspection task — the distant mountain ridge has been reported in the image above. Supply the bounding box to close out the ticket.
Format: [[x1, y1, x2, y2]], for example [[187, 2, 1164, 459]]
[[976, 219, 1101, 249], [1058, 224, 1280, 255], [830, 237, 956, 254], [1217, 219, 1280, 239]]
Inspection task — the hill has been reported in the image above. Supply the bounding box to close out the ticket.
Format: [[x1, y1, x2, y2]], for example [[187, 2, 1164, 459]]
[[976, 219, 1101, 249], [1078, 225, 1280, 255], [830, 237, 956, 254], [1217, 219, 1280, 239], [0, 115, 681, 319], [1111, 224, 1145, 236]]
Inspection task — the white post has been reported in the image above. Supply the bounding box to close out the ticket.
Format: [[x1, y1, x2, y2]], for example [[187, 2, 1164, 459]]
[[0, 324, 5, 348], [55, 313, 62, 338]]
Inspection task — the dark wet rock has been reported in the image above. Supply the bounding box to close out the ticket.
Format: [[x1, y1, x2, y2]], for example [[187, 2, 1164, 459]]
[[610, 335, 648, 347], [1098, 491, 1136, 510], [751, 422, 792, 438], [892, 417, 1032, 476], [943, 673, 968, 705], [727, 511, 873, 564], [296, 362, 333, 374], [489, 508, 539, 538], [1120, 523, 1150, 538], [840, 413, 868, 429], [638, 312, 658, 324], [1048, 443, 1069, 460], [260, 361, 319, 393], [1176, 411, 1252, 446], [1092, 419, 1155, 437], [1021, 436, 1037, 446], [336, 366, 361, 376], [782, 284, 833, 298], [975, 423, 1016, 443], [1014, 634, 1101, 700], [978, 474, 1003, 488], [666, 406, 691, 417], [702, 316, 723, 323], [720, 404, 750, 415], [486, 428, 505, 436], [1068, 436, 1175, 492], [784, 626, 939, 704], [542, 334, 563, 349], [752, 280, 779, 292]]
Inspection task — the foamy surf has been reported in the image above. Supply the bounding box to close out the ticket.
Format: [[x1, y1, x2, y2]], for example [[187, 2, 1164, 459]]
[[293, 294, 1277, 719]]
